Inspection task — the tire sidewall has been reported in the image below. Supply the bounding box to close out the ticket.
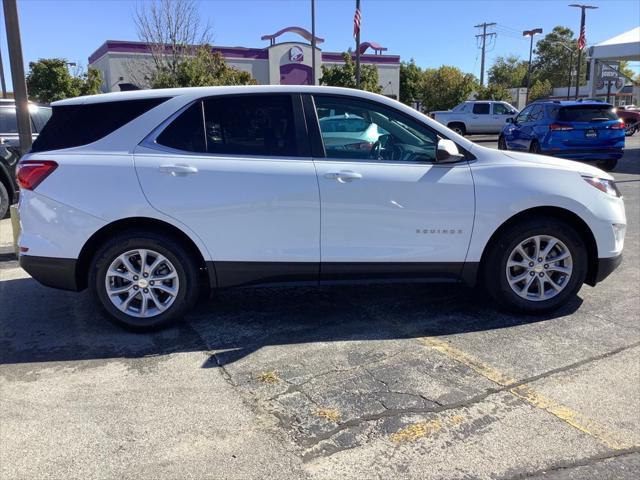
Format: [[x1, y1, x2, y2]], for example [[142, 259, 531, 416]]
[[0, 181, 9, 219], [486, 218, 587, 313], [89, 233, 198, 331]]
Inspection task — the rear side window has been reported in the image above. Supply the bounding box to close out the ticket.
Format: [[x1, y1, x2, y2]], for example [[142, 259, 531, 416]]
[[31, 97, 169, 152], [473, 103, 490, 114], [0, 107, 18, 133], [203, 95, 298, 156], [558, 105, 617, 122], [31, 107, 52, 132]]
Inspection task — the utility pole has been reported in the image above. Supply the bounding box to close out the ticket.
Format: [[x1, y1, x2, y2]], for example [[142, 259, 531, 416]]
[[475, 22, 496, 86], [569, 4, 598, 100], [311, 0, 316, 85], [0, 46, 7, 98], [523, 28, 543, 105], [3, 0, 32, 152], [354, 0, 361, 88]]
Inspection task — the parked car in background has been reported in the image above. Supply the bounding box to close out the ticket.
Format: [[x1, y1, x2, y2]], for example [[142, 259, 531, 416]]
[[430, 101, 518, 135], [0, 100, 52, 217], [499, 100, 625, 171], [16, 86, 625, 330], [615, 105, 639, 136]]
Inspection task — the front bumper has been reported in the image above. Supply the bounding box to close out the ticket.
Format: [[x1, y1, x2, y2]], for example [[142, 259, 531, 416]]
[[19, 255, 80, 291], [589, 254, 623, 286]]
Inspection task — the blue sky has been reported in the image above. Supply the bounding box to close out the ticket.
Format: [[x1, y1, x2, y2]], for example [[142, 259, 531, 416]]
[[1, 0, 639, 89]]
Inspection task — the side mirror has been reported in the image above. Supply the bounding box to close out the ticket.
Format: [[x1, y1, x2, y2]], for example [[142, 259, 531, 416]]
[[506, 117, 514, 124], [436, 139, 465, 163]]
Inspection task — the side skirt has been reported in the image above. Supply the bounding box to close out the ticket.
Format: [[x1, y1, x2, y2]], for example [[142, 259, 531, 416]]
[[211, 261, 479, 289]]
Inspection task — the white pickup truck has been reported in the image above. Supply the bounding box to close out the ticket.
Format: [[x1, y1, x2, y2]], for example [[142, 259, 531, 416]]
[[431, 101, 519, 135]]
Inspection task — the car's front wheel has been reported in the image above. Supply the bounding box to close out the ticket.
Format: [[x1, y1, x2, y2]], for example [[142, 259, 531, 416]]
[[89, 231, 199, 331], [597, 159, 618, 171], [483, 216, 587, 314], [624, 122, 637, 137], [498, 136, 507, 150], [0, 181, 9, 219]]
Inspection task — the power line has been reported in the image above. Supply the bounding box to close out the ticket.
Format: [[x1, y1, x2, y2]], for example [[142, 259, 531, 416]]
[[475, 22, 496, 86]]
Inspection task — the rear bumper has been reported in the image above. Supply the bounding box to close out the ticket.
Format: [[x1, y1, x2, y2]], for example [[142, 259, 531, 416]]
[[19, 255, 80, 291], [589, 254, 623, 286], [543, 148, 624, 161]]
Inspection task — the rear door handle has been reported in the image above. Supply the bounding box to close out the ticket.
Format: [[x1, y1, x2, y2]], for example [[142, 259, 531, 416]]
[[324, 170, 363, 183], [159, 164, 198, 176]]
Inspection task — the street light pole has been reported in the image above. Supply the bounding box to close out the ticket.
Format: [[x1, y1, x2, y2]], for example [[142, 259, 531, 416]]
[[2, 0, 32, 153], [567, 49, 574, 100], [311, 0, 316, 85], [569, 4, 598, 100], [523, 28, 543, 105]]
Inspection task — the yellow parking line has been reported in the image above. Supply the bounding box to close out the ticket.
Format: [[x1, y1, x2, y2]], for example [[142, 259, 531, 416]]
[[417, 336, 632, 451]]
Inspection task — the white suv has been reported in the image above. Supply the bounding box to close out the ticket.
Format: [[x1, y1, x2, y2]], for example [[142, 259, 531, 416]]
[[16, 86, 626, 330]]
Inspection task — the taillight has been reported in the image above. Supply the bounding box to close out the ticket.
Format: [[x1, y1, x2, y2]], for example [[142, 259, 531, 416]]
[[16, 160, 58, 190], [609, 120, 625, 130], [549, 123, 574, 131]]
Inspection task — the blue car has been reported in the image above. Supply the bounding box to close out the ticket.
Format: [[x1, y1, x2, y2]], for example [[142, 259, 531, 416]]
[[498, 100, 625, 171]]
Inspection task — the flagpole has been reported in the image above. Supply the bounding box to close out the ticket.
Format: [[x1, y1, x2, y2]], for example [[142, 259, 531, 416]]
[[569, 4, 598, 100], [355, 0, 361, 88], [311, 0, 316, 85]]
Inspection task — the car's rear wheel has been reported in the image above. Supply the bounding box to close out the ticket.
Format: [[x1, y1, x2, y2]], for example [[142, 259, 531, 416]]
[[597, 159, 618, 171], [498, 136, 507, 150], [483, 216, 587, 314], [89, 231, 199, 331], [448, 123, 466, 136], [529, 140, 542, 154], [0, 181, 9, 219]]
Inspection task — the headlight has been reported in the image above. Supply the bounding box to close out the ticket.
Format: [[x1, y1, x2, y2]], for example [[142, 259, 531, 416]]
[[582, 176, 622, 198]]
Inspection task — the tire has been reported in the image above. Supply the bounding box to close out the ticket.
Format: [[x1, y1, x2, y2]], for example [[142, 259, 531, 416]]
[[498, 136, 508, 150], [483, 216, 587, 314], [0, 181, 8, 219], [89, 230, 199, 331], [624, 122, 637, 137], [529, 140, 542, 154], [448, 123, 466, 136], [597, 159, 618, 171]]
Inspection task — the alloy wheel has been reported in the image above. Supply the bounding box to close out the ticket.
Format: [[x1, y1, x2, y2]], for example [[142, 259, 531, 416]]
[[105, 249, 180, 318], [506, 235, 573, 302]]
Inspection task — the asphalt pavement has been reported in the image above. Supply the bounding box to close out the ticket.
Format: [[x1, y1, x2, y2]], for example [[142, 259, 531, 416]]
[[1, 136, 639, 480]]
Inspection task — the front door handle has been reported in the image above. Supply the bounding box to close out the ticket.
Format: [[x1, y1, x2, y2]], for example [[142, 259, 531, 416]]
[[324, 170, 363, 183], [159, 164, 199, 176]]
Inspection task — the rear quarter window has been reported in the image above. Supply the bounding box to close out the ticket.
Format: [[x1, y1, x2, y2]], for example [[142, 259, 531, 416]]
[[31, 97, 170, 152]]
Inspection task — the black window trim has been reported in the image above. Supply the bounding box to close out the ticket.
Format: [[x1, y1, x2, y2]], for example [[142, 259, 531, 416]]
[[141, 92, 311, 159], [304, 93, 474, 164]]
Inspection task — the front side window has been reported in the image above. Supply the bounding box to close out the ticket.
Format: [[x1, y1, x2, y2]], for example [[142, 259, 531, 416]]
[[493, 103, 510, 115], [516, 105, 533, 123], [314, 95, 438, 162], [472, 103, 490, 115]]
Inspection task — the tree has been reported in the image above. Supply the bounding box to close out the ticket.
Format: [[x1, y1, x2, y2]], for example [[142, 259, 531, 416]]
[[488, 55, 528, 88], [528, 79, 552, 102], [150, 46, 256, 88], [320, 52, 382, 93], [418, 66, 477, 112], [134, 0, 212, 87], [399, 60, 424, 105], [26, 58, 102, 103], [475, 83, 513, 102], [533, 26, 586, 88]]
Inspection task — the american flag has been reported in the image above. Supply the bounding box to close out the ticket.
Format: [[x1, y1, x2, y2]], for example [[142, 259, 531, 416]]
[[353, 6, 361, 39], [577, 10, 586, 50]]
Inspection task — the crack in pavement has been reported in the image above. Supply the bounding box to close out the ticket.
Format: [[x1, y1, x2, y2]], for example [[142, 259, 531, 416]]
[[498, 447, 640, 480]]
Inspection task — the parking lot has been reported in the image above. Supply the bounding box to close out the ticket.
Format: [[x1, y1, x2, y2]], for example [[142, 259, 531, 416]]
[[1, 137, 639, 479]]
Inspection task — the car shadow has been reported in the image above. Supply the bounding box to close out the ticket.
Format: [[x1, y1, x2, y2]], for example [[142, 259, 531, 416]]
[[0, 277, 582, 367]]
